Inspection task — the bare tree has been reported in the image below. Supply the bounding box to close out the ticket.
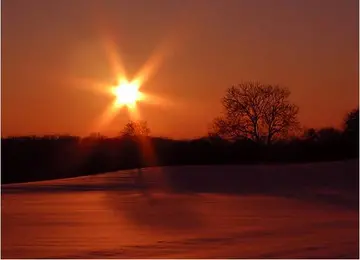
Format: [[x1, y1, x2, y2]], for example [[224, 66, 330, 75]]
[[121, 120, 151, 137], [344, 108, 359, 135], [211, 82, 299, 144]]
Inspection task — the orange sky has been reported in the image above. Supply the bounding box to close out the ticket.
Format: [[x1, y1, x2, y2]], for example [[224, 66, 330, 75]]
[[2, 0, 359, 139]]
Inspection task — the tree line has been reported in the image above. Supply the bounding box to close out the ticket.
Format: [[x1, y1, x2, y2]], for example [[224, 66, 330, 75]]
[[2, 82, 358, 184]]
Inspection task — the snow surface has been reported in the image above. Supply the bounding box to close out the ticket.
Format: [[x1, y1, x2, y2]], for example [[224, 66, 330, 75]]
[[1, 161, 359, 258]]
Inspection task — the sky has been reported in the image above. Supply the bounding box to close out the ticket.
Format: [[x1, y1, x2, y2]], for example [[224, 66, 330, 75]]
[[2, 0, 359, 139]]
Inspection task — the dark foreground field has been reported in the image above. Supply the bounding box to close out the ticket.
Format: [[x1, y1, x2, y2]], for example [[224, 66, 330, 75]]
[[2, 160, 359, 258]]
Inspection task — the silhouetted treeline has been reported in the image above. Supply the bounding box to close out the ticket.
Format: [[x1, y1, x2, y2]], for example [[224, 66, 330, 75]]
[[2, 109, 358, 184]]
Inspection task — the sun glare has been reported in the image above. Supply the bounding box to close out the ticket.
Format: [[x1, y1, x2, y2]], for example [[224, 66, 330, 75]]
[[111, 80, 142, 108]]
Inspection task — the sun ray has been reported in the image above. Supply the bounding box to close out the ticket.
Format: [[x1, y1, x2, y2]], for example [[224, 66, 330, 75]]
[[91, 1, 127, 79], [70, 77, 111, 96], [91, 102, 120, 133], [103, 36, 126, 79], [134, 33, 179, 88], [140, 93, 175, 108], [126, 104, 141, 121]]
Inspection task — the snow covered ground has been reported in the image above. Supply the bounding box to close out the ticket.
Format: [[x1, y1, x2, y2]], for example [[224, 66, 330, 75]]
[[1, 161, 359, 258]]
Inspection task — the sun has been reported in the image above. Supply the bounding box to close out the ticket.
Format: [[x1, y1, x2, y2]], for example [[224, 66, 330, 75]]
[[111, 79, 142, 108]]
